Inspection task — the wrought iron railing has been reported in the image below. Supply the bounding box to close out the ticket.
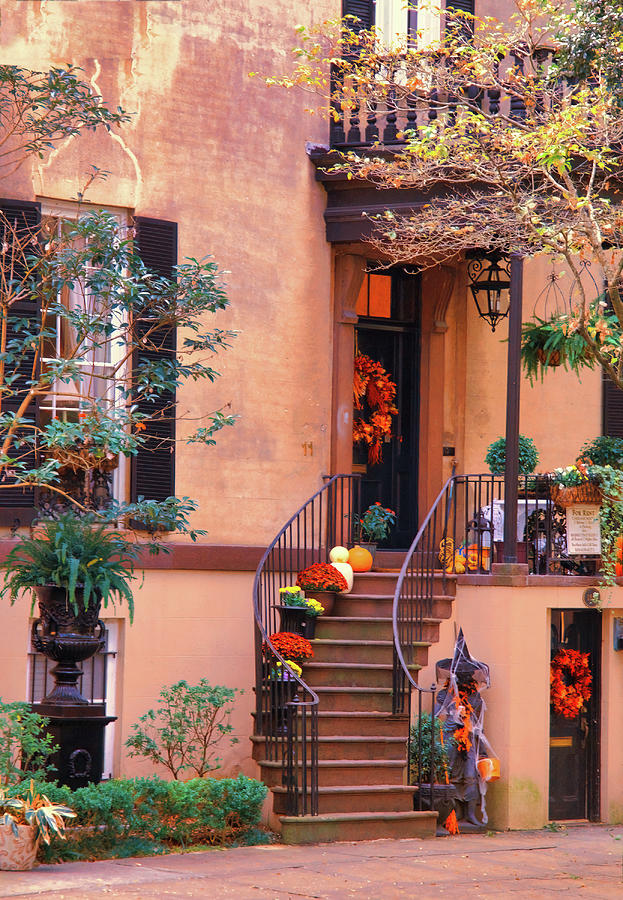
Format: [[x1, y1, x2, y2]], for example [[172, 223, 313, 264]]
[[393, 472, 584, 806], [252, 474, 361, 817]]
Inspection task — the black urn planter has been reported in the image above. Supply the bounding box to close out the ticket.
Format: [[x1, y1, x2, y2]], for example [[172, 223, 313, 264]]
[[277, 605, 317, 639], [31, 585, 104, 706], [413, 783, 456, 823], [268, 679, 298, 734]]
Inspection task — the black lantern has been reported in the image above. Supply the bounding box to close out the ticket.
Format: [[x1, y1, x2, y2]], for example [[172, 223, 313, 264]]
[[467, 250, 511, 332]]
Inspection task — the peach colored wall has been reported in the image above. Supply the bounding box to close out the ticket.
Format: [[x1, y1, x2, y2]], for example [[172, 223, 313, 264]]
[[419, 582, 623, 829], [0, 0, 340, 546], [5, 569, 259, 780], [462, 254, 603, 476]]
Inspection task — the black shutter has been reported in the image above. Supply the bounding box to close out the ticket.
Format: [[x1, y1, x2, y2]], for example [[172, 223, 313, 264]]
[[342, 0, 375, 30], [446, 0, 475, 11], [603, 374, 623, 437], [131, 217, 177, 511], [0, 199, 41, 526]]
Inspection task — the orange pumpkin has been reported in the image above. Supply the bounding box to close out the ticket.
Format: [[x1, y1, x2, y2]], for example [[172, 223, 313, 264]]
[[348, 545, 373, 573]]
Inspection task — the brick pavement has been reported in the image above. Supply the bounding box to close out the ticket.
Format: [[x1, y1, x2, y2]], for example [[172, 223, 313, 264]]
[[0, 824, 621, 899]]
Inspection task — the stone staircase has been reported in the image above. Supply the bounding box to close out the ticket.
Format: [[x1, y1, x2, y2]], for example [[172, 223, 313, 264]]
[[252, 564, 456, 844]]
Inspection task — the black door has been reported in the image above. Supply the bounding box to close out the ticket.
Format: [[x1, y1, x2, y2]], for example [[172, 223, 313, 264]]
[[549, 609, 601, 821], [354, 269, 420, 549]]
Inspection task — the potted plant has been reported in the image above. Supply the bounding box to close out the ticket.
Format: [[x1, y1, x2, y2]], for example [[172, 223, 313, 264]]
[[409, 713, 455, 824], [263, 633, 313, 734], [296, 563, 348, 616], [355, 502, 397, 556], [0, 780, 75, 870], [577, 436, 623, 469], [521, 315, 589, 382], [549, 462, 603, 508], [485, 434, 539, 476], [0, 513, 140, 705], [276, 586, 324, 639]]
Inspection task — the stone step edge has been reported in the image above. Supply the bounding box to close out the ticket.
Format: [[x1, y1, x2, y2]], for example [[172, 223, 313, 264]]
[[279, 811, 437, 824], [311, 639, 430, 648], [272, 784, 415, 796], [304, 662, 423, 671], [251, 734, 406, 744], [346, 593, 455, 600], [316, 710, 408, 718], [319, 616, 443, 624], [260, 758, 406, 768]]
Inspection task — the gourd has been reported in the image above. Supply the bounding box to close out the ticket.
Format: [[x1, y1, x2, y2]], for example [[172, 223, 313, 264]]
[[329, 546, 350, 563], [348, 545, 373, 573], [330, 561, 353, 592]]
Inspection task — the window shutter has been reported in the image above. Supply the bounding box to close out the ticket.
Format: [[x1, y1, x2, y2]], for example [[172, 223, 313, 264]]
[[342, 0, 375, 30], [446, 0, 475, 12], [0, 199, 41, 526], [603, 374, 623, 438], [131, 217, 177, 510]]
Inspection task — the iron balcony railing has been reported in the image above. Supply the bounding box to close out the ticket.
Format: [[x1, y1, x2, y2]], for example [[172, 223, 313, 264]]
[[252, 474, 361, 817]]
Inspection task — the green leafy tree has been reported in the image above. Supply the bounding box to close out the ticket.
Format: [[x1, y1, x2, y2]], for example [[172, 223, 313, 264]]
[[0, 65, 235, 535], [125, 680, 241, 780], [266, 1, 623, 392]]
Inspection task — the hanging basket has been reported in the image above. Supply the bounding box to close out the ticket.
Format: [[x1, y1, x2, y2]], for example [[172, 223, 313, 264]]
[[550, 483, 603, 508]]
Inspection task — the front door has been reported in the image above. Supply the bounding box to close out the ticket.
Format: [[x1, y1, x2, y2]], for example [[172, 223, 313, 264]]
[[549, 609, 601, 821], [354, 268, 420, 548]]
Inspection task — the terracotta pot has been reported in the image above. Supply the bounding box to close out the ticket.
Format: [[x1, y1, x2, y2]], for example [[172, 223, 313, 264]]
[[303, 590, 335, 616], [0, 824, 39, 871]]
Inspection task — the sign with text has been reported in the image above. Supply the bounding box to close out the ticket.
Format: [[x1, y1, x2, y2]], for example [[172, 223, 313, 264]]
[[566, 504, 601, 555]]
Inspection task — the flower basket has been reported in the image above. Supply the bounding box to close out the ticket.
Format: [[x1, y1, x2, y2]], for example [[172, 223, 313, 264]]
[[550, 483, 603, 508]]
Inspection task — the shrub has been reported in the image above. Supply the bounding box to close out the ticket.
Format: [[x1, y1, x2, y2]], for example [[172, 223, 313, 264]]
[[578, 436, 623, 469], [0, 700, 58, 785], [485, 434, 539, 475], [125, 680, 241, 779]]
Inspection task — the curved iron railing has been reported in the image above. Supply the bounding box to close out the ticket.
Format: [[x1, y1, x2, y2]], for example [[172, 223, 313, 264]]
[[253, 474, 361, 817]]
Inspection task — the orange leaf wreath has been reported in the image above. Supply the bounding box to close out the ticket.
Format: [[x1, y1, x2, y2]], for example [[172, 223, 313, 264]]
[[550, 649, 592, 719], [353, 353, 398, 465]]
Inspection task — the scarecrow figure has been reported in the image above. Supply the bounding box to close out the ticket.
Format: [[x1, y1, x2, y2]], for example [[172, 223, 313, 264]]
[[435, 629, 492, 828]]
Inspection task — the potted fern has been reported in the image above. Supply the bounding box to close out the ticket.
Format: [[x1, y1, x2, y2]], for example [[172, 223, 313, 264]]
[[0, 514, 139, 705]]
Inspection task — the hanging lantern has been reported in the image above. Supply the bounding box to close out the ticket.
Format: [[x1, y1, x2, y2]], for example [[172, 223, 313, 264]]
[[467, 250, 512, 332]]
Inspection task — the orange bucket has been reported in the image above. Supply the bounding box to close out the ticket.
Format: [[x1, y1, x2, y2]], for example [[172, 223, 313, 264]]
[[467, 544, 491, 572], [477, 757, 500, 782]]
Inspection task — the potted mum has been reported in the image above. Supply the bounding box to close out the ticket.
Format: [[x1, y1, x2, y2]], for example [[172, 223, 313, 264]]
[[0, 781, 75, 871], [296, 563, 348, 616], [0, 513, 139, 706], [355, 502, 397, 556], [276, 586, 324, 639], [263, 632, 314, 734]]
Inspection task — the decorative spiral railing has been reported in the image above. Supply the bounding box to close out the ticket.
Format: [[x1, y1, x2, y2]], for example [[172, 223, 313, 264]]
[[252, 474, 361, 817], [393, 472, 562, 806]]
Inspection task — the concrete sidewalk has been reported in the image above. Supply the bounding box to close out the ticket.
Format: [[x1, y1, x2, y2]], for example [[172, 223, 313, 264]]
[[0, 824, 621, 899]]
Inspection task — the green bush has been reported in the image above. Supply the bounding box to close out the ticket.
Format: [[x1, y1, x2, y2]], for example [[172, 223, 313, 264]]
[[11, 773, 268, 862], [578, 436, 623, 469], [125, 680, 241, 779], [485, 434, 539, 475], [0, 700, 59, 785]]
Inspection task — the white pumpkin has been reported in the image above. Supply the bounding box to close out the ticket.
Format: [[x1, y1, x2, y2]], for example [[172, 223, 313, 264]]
[[331, 561, 354, 593], [329, 545, 350, 564]]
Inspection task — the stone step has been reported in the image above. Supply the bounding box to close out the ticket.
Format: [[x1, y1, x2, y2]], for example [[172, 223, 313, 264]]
[[315, 616, 442, 643], [303, 661, 421, 689], [260, 758, 406, 787], [317, 711, 408, 737], [251, 734, 407, 762], [336, 593, 454, 620], [272, 784, 415, 815], [313, 686, 394, 712], [310, 639, 430, 667], [351, 571, 455, 597], [279, 810, 437, 844]]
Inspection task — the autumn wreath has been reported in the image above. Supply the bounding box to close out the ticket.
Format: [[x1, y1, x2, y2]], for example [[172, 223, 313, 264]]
[[550, 649, 592, 719], [353, 353, 398, 465]]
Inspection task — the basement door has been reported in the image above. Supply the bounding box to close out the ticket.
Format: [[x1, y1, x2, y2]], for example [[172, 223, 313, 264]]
[[549, 609, 601, 821], [354, 268, 421, 549]]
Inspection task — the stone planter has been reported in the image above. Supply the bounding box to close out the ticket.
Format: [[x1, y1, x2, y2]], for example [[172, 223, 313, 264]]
[[0, 824, 38, 871]]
